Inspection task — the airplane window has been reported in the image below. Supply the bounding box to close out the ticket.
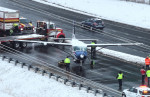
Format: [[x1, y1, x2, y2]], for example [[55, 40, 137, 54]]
[[73, 46, 80, 51], [81, 47, 87, 51]]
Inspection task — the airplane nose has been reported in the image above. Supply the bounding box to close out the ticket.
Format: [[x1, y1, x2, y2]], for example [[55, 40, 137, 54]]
[[80, 54, 84, 59]]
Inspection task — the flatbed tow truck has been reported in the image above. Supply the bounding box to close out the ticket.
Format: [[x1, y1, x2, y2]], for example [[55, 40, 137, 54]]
[[0, 7, 65, 49]]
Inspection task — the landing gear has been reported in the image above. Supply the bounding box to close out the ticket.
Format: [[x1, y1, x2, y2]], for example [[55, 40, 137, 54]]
[[79, 60, 83, 71]]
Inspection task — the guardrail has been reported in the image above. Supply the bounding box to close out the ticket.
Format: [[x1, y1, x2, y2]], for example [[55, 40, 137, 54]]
[[0, 53, 121, 97], [1, 55, 104, 96]]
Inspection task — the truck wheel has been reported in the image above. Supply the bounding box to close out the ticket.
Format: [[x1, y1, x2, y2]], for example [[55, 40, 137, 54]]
[[56, 35, 65, 43], [13, 42, 20, 49], [20, 42, 27, 48]]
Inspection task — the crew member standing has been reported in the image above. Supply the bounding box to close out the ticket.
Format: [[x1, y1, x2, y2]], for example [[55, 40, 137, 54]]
[[90, 60, 95, 69], [140, 66, 146, 85], [145, 57, 150, 70], [146, 68, 150, 87], [10, 23, 20, 35], [116, 71, 124, 90], [91, 41, 96, 59], [64, 56, 70, 71]]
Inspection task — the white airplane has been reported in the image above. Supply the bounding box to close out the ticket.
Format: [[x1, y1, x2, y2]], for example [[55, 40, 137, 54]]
[[16, 33, 141, 68]]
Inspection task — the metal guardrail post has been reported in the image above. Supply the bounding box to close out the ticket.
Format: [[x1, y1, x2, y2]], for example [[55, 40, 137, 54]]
[[56, 76, 60, 81], [71, 82, 75, 87], [2, 56, 5, 61], [79, 84, 83, 90], [8, 58, 12, 63], [64, 79, 68, 84], [49, 73, 53, 78], [103, 93, 107, 97], [86, 87, 91, 93], [15, 60, 18, 66], [42, 70, 46, 76], [28, 65, 32, 70], [94, 89, 98, 96], [35, 67, 39, 73], [21, 63, 25, 68]]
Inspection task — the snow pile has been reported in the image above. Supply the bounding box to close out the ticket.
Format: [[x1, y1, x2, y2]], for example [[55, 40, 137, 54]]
[[34, 0, 150, 29], [99, 47, 145, 65], [0, 60, 97, 97], [0, 6, 18, 12]]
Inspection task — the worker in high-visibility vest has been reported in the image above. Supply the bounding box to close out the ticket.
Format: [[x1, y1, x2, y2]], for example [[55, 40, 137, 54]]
[[91, 41, 96, 59], [145, 57, 150, 70], [10, 23, 20, 35], [64, 56, 70, 71], [116, 71, 124, 90], [146, 69, 150, 87], [90, 60, 95, 69]]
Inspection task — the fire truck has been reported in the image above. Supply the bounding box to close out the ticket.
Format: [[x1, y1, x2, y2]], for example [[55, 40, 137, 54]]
[[0, 7, 65, 49]]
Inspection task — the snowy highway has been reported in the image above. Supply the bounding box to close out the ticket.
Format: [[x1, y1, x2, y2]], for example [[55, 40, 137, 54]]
[[0, 0, 149, 97]]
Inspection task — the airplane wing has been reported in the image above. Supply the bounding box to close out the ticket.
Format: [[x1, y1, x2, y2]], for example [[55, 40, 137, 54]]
[[16, 40, 72, 46], [86, 43, 142, 47], [51, 38, 98, 41]]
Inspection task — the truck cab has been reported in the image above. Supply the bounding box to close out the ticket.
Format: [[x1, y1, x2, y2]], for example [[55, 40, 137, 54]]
[[122, 86, 150, 97], [36, 21, 65, 43], [19, 17, 34, 34]]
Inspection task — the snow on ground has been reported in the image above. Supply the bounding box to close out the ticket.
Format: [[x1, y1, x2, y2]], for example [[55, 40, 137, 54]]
[[0, 60, 97, 97], [98, 47, 145, 65], [34, 0, 150, 29], [0, 6, 17, 12]]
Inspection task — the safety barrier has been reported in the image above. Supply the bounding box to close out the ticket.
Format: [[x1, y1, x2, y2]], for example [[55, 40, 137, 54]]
[[0, 55, 119, 97]]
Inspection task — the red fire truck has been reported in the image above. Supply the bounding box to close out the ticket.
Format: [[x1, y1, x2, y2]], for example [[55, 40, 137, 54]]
[[0, 7, 65, 49]]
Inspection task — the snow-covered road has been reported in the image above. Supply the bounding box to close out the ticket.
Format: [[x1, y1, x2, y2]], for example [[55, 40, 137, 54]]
[[34, 0, 150, 29]]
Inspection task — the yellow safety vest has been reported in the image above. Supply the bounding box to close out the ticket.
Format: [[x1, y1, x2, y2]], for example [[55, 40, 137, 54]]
[[117, 73, 123, 79], [13, 23, 18, 27], [64, 58, 70, 63], [91, 42, 95, 48], [91, 42, 95, 44], [146, 70, 150, 77]]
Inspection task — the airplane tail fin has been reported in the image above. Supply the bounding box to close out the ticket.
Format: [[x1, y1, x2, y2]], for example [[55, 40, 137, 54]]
[[72, 21, 76, 39]]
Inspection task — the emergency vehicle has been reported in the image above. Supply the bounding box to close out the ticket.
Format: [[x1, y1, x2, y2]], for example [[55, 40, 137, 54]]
[[122, 85, 150, 97], [19, 17, 34, 33], [36, 21, 65, 43], [0, 7, 65, 49]]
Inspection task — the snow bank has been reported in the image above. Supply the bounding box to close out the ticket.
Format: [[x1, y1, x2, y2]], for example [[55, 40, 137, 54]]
[[0, 60, 97, 97], [0, 6, 18, 12], [99, 47, 145, 65], [34, 0, 150, 29]]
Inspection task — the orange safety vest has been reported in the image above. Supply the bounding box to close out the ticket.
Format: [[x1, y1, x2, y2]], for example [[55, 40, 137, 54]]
[[145, 58, 150, 65]]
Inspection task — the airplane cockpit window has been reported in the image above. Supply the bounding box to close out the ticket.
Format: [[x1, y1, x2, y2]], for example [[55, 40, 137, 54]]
[[73, 46, 87, 51], [73, 46, 80, 51], [81, 47, 87, 51]]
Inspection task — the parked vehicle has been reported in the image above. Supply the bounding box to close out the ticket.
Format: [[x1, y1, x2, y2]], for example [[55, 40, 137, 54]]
[[0, 7, 19, 37], [0, 6, 65, 49], [122, 85, 150, 97], [19, 17, 34, 34], [81, 18, 105, 30]]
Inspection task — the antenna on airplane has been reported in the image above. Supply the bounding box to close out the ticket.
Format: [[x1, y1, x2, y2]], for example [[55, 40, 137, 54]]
[[73, 21, 75, 34]]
